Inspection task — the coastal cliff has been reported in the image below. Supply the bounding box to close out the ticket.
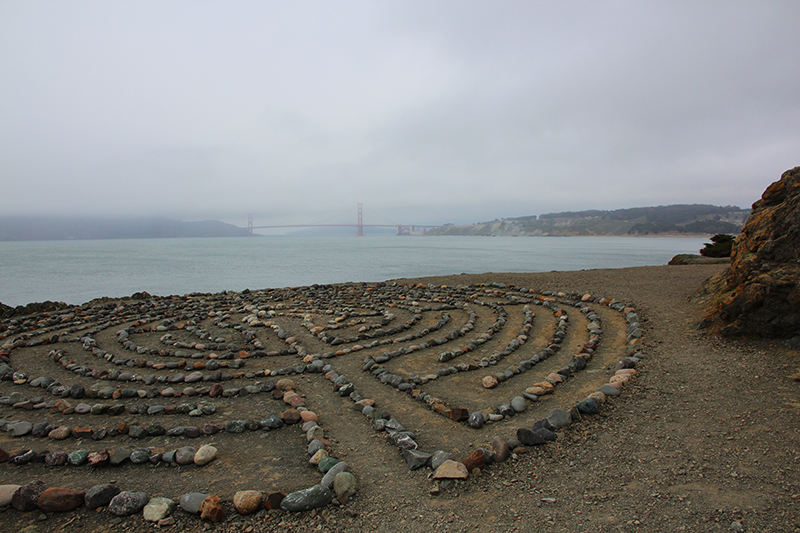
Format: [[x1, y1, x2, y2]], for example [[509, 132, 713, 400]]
[[702, 166, 800, 338]]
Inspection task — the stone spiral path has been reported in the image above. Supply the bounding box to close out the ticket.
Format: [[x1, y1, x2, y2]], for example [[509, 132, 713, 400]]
[[0, 281, 643, 522]]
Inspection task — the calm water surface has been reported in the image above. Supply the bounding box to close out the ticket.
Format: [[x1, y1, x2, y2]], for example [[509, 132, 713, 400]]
[[0, 236, 708, 306]]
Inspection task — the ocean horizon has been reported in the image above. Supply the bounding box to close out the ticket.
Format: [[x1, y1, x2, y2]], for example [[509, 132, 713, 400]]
[[0, 235, 710, 307]]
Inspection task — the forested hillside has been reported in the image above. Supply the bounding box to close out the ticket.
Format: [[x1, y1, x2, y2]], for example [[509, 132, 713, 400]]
[[428, 204, 749, 237]]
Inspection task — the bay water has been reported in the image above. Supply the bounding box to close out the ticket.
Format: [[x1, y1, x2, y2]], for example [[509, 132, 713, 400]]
[[0, 235, 709, 307]]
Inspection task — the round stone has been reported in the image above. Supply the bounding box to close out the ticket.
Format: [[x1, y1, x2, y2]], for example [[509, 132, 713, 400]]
[[193, 444, 217, 466], [108, 491, 149, 516], [175, 446, 197, 465], [233, 490, 262, 515]]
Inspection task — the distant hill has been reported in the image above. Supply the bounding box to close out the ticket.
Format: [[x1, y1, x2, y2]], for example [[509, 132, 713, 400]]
[[427, 204, 750, 237], [0, 216, 249, 241]]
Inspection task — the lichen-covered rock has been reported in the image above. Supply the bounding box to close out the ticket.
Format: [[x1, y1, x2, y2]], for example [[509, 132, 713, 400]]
[[703, 166, 800, 337]]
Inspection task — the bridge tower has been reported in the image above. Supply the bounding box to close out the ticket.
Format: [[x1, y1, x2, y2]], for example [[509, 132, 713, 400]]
[[357, 203, 364, 236], [247, 213, 253, 236]]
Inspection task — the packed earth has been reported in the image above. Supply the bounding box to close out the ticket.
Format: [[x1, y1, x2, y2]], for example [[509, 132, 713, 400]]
[[1, 264, 798, 532]]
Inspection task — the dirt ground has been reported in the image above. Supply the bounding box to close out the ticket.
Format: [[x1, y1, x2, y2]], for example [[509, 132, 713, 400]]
[[1, 264, 799, 532]]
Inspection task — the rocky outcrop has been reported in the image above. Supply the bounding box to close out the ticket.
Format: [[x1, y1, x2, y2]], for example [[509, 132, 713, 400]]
[[702, 166, 800, 337]]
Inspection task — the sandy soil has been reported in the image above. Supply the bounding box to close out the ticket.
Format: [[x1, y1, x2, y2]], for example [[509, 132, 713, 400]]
[[1, 264, 799, 532]]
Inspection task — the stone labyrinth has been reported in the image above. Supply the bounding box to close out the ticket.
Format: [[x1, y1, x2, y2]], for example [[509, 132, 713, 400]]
[[0, 281, 643, 521]]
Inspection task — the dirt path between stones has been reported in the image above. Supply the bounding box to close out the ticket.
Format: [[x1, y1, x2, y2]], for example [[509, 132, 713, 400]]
[[2, 264, 799, 532]]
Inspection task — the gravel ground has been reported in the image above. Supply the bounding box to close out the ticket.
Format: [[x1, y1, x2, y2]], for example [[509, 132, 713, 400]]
[[2, 264, 799, 533]]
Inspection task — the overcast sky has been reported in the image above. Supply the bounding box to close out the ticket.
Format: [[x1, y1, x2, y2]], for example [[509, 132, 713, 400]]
[[1, 1, 798, 229]]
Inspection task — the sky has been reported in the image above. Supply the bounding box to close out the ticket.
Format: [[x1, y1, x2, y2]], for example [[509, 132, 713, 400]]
[[1, 1, 798, 230]]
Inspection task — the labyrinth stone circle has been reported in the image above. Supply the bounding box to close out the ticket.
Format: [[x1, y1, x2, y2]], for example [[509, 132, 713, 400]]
[[0, 281, 643, 520]]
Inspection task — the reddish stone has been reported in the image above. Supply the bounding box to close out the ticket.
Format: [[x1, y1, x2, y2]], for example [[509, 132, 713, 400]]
[[88, 450, 110, 466], [448, 408, 469, 422], [433, 460, 468, 480], [37, 488, 85, 512], [462, 449, 485, 472], [72, 427, 93, 439], [53, 400, 72, 413], [280, 409, 301, 424], [264, 491, 286, 510], [48, 426, 71, 440], [0, 448, 9, 463], [300, 411, 318, 423], [199, 495, 225, 522], [282, 391, 299, 404], [209, 384, 223, 398], [289, 396, 306, 408]]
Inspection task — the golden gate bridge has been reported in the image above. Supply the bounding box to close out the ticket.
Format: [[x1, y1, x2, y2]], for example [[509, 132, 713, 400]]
[[247, 204, 440, 236]]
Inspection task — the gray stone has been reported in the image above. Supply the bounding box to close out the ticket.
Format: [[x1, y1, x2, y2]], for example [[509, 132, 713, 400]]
[[225, 420, 246, 433], [598, 384, 621, 397], [109, 448, 132, 466], [535, 427, 557, 441], [262, 414, 283, 429], [108, 491, 149, 516], [517, 427, 547, 446], [184, 371, 203, 383], [321, 461, 349, 489], [175, 446, 196, 465], [130, 448, 151, 464], [179, 492, 207, 514], [85, 484, 120, 509], [577, 397, 600, 415], [491, 436, 510, 462], [511, 396, 527, 413], [7, 421, 32, 437], [31, 421, 51, 437], [281, 484, 333, 512], [143, 496, 175, 522], [308, 439, 325, 456], [128, 425, 147, 439], [402, 449, 432, 470], [468, 412, 485, 429], [430, 450, 454, 471], [547, 408, 573, 429], [395, 435, 418, 451]]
